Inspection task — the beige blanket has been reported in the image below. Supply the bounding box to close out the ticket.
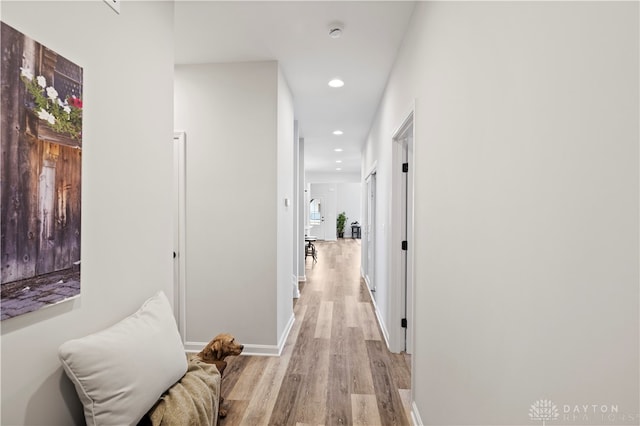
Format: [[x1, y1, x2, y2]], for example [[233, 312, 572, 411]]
[[145, 356, 221, 426]]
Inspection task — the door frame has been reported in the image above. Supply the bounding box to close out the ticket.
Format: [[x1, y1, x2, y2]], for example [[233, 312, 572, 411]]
[[364, 167, 377, 293], [173, 131, 187, 340], [390, 109, 415, 354], [309, 194, 327, 240]]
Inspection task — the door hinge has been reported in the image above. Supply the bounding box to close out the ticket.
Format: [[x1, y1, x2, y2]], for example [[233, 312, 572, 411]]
[[402, 163, 409, 173], [401, 240, 408, 251], [401, 318, 408, 328]]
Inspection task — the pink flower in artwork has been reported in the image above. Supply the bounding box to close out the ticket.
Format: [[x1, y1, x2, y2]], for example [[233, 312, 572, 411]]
[[69, 96, 83, 109]]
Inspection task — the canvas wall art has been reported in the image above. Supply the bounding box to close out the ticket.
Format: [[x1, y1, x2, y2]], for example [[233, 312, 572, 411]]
[[1, 22, 83, 320]]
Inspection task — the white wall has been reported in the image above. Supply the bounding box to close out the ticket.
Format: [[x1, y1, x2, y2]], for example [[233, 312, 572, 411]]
[[365, 2, 639, 425], [276, 66, 295, 344], [293, 121, 300, 295], [0, 2, 175, 424], [306, 170, 360, 183], [297, 138, 306, 281], [174, 61, 293, 353]]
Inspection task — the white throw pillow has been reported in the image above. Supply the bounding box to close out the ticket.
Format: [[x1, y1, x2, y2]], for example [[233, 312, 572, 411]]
[[58, 291, 187, 426]]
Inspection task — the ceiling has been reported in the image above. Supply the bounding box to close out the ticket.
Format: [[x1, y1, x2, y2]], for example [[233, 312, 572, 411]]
[[174, 1, 416, 179]]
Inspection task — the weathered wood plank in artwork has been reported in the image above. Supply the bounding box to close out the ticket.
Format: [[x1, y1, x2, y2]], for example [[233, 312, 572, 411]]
[[1, 23, 81, 287], [49, 142, 82, 273], [25, 113, 81, 149], [1, 22, 33, 284]]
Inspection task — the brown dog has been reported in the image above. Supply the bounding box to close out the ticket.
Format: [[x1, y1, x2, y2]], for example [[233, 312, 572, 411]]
[[196, 333, 244, 417]]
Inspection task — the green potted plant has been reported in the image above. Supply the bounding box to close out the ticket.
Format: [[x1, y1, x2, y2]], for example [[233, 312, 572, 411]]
[[336, 212, 347, 238]]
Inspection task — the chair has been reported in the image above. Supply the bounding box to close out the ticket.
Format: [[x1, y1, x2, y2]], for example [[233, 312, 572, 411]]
[[304, 236, 317, 263]]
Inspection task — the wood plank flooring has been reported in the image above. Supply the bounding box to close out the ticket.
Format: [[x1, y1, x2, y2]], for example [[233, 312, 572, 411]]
[[218, 239, 412, 426]]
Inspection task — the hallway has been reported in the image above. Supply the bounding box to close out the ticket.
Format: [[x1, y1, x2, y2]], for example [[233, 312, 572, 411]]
[[219, 239, 412, 425]]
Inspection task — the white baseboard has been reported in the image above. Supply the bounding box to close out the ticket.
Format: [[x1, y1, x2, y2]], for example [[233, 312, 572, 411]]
[[185, 342, 280, 356], [277, 313, 295, 355], [366, 283, 390, 350], [411, 400, 423, 425], [298, 275, 306, 282], [185, 313, 296, 357], [184, 341, 211, 353], [292, 274, 300, 298]]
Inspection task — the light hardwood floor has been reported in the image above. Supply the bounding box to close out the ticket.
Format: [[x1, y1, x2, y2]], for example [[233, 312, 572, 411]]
[[219, 239, 412, 425]]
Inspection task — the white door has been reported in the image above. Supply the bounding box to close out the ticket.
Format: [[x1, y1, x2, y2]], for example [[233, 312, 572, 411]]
[[400, 135, 410, 353], [365, 172, 376, 294], [309, 196, 326, 240], [391, 112, 414, 354]]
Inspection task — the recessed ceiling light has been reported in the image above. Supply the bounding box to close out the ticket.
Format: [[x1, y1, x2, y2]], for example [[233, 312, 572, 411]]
[[334, 148, 343, 152], [329, 27, 342, 39], [336, 160, 342, 163], [328, 22, 344, 39], [333, 130, 343, 135], [328, 79, 344, 88], [336, 167, 342, 171]]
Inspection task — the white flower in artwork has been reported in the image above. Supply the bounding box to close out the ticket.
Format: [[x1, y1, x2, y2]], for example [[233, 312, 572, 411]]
[[20, 67, 33, 80], [57, 98, 71, 115], [37, 108, 56, 125], [18, 65, 81, 139], [46, 86, 58, 101]]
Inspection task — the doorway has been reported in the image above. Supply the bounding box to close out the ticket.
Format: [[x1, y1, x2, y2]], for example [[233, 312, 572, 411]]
[[173, 131, 186, 340], [309, 196, 326, 240], [365, 171, 377, 295], [391, 112, 414, 354]]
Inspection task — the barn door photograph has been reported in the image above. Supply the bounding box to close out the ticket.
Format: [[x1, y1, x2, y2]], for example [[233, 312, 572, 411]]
[[1, 22, 83, 320]]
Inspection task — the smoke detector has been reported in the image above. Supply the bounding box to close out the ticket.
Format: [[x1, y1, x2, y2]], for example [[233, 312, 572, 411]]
[[328, 23, 344, 39]]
